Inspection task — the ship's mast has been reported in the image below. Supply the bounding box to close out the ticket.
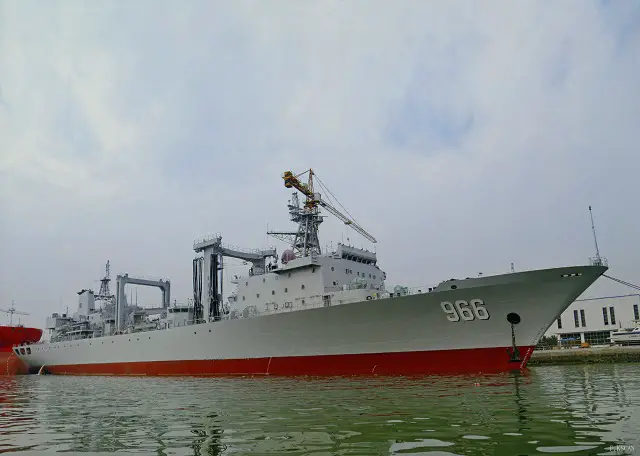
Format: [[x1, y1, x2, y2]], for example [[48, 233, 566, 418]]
[[589, 206, 602, 265], [0, 301, 29, 326], [267, 170, 323, 257], [267, 169, 376, 258], [95, 260, 115, 307]]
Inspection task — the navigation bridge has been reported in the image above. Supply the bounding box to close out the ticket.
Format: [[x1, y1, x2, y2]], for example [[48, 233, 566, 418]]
[[192, 234, 277, 323]]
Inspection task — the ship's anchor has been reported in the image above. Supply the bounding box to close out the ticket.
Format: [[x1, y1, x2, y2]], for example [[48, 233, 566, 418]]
[[506, 312, 521, 363]]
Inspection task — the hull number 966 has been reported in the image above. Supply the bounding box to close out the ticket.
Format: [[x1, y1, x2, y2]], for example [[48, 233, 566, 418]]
[[441, 299, 490, 321]]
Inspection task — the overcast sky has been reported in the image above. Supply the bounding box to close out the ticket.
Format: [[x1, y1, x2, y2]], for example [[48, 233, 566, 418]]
[[1, 1, 638, 329]]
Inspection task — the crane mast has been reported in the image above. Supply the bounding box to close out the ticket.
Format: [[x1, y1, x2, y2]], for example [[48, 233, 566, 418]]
[[0, 301, 29, 326], [268, 169, 376, 259]]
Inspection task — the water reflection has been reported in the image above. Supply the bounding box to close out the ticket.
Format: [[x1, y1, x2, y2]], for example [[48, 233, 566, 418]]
[[0, 365, 637, 455]]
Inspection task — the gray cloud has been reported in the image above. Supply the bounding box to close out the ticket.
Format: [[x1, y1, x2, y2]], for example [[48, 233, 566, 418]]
[[1, 0, 638, 328]]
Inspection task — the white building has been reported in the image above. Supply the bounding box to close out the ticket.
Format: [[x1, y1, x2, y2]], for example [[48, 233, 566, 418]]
[[544, 294, 640, 346]]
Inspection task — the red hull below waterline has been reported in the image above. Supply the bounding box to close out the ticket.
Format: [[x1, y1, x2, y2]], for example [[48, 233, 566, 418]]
[[39, 345, 536, 376]]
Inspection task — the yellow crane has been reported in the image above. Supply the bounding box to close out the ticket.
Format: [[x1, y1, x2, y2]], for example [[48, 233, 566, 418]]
[[282, 169, 377, 244]]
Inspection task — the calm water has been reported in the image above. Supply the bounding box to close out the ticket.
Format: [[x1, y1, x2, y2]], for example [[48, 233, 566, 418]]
[[1, 364, 639, 455]]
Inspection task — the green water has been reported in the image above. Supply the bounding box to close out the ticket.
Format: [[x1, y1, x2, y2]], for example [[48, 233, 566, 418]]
[[1, 364, 638, 455]]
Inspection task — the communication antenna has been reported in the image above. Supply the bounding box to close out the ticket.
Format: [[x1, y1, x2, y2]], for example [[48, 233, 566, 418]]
[[589, 206, 602, 264]]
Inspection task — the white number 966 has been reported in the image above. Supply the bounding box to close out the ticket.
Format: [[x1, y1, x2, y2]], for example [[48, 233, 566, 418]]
[[440, 299, 490, 321]]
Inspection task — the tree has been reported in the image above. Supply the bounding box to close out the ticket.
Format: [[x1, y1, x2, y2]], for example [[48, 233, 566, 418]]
[[536, 335, 558, 349]]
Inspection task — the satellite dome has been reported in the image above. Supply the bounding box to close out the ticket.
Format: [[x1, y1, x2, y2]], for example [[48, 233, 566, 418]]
[[281, 249, 296, 264]]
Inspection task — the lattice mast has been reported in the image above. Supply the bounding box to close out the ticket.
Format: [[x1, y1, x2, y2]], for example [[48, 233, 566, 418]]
[[95, 260, 115, 305], [268, 169, 376, 258]]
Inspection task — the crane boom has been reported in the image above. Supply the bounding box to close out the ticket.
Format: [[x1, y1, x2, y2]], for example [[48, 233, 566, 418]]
[[0, 302, 29, 326], [282, 169, 377, 244], [317, 199, 377, 243], [0, 307, 29, 316]]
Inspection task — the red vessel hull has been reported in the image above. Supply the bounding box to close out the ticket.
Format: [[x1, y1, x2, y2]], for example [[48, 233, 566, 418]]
[[0, 326, 43, 375], [0, 326, 43, 348], [0, 350, 30, 375], [40, 345, 536, 376]]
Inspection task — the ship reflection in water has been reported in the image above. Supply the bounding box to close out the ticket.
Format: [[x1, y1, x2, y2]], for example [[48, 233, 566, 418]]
[[0, 365, 638, 455]]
